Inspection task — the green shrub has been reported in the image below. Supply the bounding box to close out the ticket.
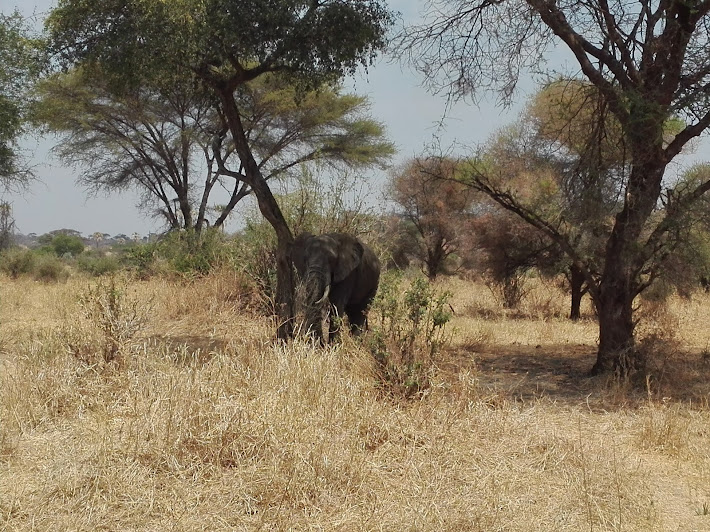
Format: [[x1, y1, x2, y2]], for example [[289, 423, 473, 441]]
[[155, 229, 233, 277], [116, 230, 233, 279], [119, 242, 157, 279], [368, 273, 453, 398], [232, 221, 279, 315], [0, 248, 36, 278], [49, 234, 85, 257], [76, 253, 121, 277], [33, 254, 68, 283]]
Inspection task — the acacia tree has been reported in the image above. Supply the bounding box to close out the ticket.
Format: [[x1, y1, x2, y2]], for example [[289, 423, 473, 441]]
[[472, 206, 557, 308], [46, 0, 394, 338], [484, 81, 628, 319], [402, 0, 710, 374], [386, 157, 475, 279], [33, 69, 392, 233], [0, 11, 42, 187]]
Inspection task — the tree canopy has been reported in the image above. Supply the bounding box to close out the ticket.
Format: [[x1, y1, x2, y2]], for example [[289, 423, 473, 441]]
[[0, 11, 42, 187], [33, 68, 393, 232], [386, 156, 476, 279], [46, 0, 393, 93]]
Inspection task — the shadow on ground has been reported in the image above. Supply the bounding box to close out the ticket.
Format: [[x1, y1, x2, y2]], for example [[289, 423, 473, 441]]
[[443, 342, 710, 408]]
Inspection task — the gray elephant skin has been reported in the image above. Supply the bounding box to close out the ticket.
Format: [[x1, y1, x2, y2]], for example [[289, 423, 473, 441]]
[[291, 232, 380, 343]]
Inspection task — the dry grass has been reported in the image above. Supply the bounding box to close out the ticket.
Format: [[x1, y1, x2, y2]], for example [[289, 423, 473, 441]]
[[1, 274, 710, 531]]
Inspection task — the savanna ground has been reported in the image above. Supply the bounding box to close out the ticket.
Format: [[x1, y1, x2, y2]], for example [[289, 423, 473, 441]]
[[1, 271, 709, 531]]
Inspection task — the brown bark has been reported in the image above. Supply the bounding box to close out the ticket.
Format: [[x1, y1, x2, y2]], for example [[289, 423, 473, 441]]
[[216, 89, 295, 339], [593, 279, 636, 374], [592, 160, 664, 374], [569, 263, 586, 321]]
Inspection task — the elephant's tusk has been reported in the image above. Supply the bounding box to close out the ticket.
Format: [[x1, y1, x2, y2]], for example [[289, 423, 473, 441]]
[[315, 283, 331, 305]]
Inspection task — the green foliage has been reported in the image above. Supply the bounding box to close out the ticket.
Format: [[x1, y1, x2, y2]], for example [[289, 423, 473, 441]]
[[117, 229, 233, 279], [33, 253, 67, 283], [155, 229, 232, 277], [0, 247, 35, 278], [76, 252, 121, 277], [0, 11, 42, 184], [0, 202, 15, 251], [368, 272, 453, 398], [46, 0, 394, 94], [233, 220, 279, 315], [119, 243, 158, 279], [46, 233, 85, 257]]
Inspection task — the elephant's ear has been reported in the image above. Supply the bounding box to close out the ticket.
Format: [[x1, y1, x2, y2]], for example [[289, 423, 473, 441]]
[[334, 235, 364, 282]]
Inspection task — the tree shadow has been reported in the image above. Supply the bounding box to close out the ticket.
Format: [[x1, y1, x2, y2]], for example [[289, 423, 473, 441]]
[[443, 342, 710, 408]]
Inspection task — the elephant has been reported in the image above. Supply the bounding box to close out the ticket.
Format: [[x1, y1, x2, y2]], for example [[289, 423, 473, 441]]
[[291, 232, 381, 343]]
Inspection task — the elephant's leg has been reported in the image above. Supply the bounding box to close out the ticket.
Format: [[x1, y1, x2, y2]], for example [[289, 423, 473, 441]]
[[328, 288, 350, 343], [345, 304, 368, 335], [346, 284, 378, 336]]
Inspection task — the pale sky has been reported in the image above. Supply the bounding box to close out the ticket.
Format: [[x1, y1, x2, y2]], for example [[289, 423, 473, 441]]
[[1, 0, 707, 237]]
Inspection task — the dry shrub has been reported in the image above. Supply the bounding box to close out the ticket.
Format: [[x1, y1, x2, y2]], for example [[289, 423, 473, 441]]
[[634, 403, 693, 457], [522, 277, 568, 319], [0, 330, 112, 436], [156, 267, 264, 321], [68, 275, 150, 364], [634, 297, 689, 396]]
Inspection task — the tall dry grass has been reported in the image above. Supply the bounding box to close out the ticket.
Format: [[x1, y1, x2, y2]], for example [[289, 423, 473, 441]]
[[1, 273, 709, 530]]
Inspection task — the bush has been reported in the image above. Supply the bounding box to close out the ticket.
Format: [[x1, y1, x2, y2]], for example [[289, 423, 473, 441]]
[[169, 230, 229, 275], [485, 272, 529, 309], [76, 253, 121, 277], [152, 229, 233, 277], [70, 275, 150, 364], [119, 242, 158, 279], [33, 254, 68, 283], [368, 273, 452, 398], [116, 230, 233, 279], [0, 247, 36, 278], [49, 234, 85, 257], [232, 221, 279, 315]]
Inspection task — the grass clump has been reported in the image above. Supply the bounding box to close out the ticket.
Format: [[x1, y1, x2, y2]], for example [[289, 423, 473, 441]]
[[76, 252, 121, 277], [33, 253, 68, 283]]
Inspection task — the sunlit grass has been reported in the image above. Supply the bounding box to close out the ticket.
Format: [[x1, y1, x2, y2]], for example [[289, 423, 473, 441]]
[[1, 273, 709, 530]]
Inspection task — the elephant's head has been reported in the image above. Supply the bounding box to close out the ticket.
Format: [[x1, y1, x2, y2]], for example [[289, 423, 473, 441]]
[[291, 232, 367, 340], [291, 232, 364, 303]]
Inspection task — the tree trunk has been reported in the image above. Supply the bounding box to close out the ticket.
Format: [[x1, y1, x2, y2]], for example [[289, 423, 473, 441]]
[[179, 196, 193, 231], [569, 263, 586, 321], [425, 234, 446, 280], [217, 90, 295, 339], [593, 281, 635, 375], [592, 159, 664, 374]]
